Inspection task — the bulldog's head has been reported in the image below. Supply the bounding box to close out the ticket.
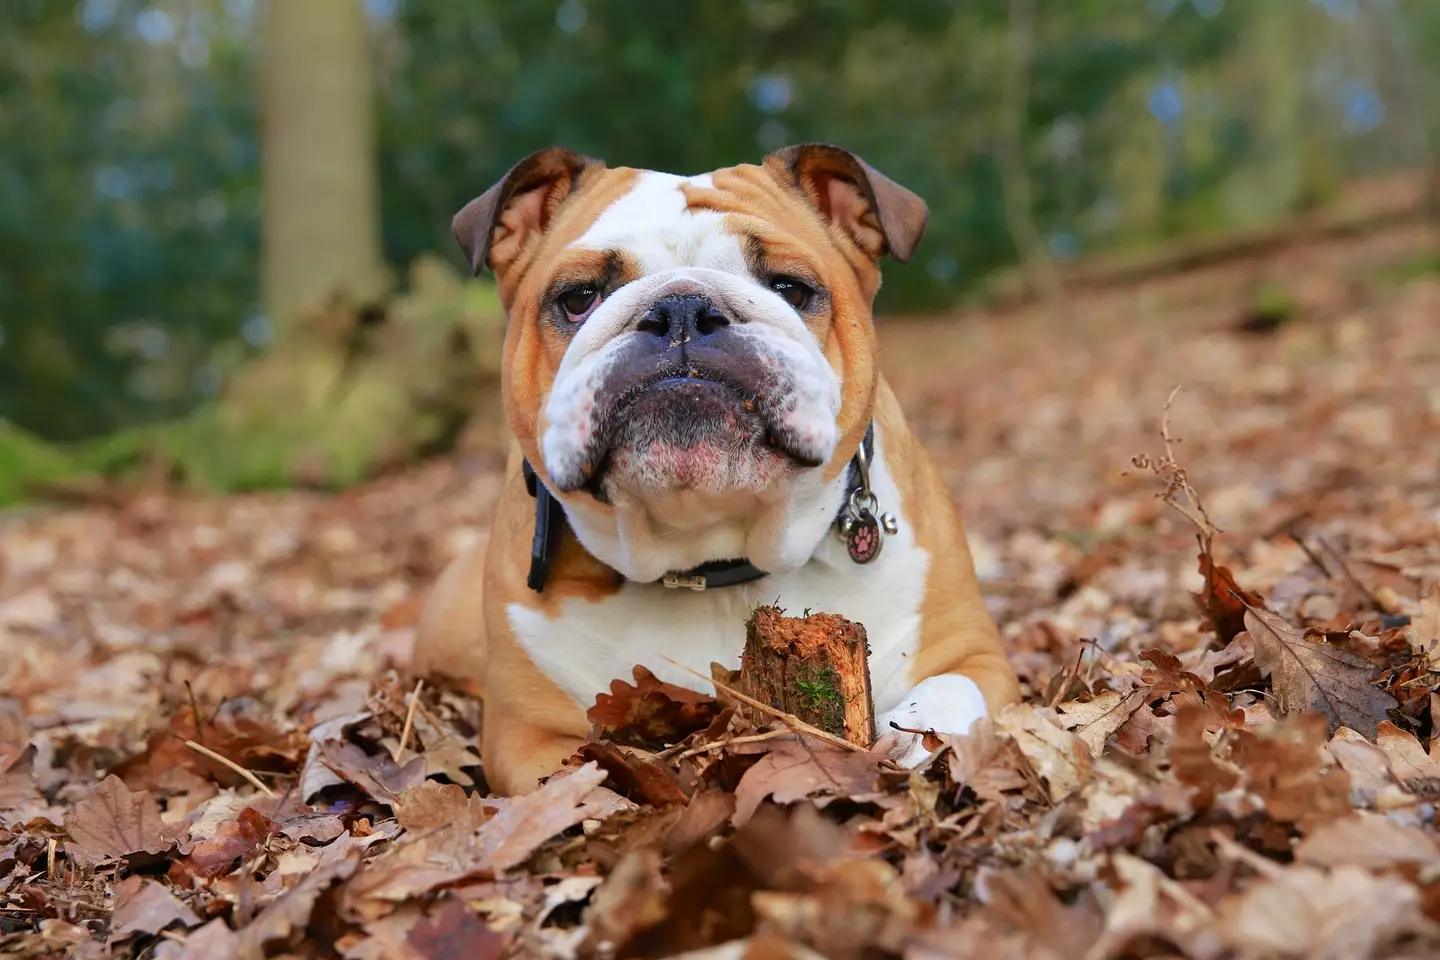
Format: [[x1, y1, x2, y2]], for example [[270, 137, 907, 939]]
[[453, 145, 927, 582]]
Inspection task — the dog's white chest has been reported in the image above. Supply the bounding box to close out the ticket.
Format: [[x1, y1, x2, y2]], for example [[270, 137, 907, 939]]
[[505, 529, 929, 716]]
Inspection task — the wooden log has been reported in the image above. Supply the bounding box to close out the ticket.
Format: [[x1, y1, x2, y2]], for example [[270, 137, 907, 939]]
[[736, 606, 875, 748]]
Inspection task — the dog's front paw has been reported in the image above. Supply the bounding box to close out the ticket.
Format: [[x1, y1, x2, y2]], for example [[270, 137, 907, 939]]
[[873, 674, 989, 768]]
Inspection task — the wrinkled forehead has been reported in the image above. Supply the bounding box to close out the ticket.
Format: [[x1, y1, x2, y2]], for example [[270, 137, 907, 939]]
[[565, 169, 750, 275]]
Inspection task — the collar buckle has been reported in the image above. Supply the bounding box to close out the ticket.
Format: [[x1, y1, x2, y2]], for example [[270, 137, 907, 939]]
[[662, 572, 708, 591]]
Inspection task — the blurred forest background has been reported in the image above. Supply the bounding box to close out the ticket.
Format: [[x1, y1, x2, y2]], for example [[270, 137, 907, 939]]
[[2, 0, 1438, 501]]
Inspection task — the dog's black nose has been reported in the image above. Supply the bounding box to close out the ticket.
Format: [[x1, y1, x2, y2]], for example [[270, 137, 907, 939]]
[[637, 294, 730, 340]]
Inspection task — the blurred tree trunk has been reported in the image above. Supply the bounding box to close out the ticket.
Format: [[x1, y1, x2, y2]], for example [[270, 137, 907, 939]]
[[996, 0, 1063, 307], [152, 0, 505, 493], [261, 0, 384, 332]]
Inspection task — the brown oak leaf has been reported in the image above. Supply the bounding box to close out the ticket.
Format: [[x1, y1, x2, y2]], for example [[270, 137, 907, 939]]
[[587, 666, 723, 750], [483, 763, 634, 873], [1234, 713, 1350, 828], [112, 705, 305, 794], [581, 848, 669, 954], [64, 774, 177, 863], [1168, 702, 1240, 797], [1409, 582, 1440, 667], [732, 739, 879, 826], [109, 876, 199, 941], [1296, 812, 1440, 870], [406, 897, 507, 960], [1194, 552, 1265, 643], [1245, 607, 1397, 737], [317, 739, 427, 803], [234, 856, 357, 954], [393, 780, 490, 834], [1056, 690, 1142, 758], [181, 807, 278, 879], [575, 740, 690, 807], [153, 919, 237, 960], [1375, 721, 1440, 782], [1216, 863, 1425, 960], [994, 704, 1094, 803]]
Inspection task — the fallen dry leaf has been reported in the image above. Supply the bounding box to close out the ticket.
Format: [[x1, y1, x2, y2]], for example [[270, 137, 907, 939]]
[[180, 806, 277, 879], [109, 876, 199, 941], [393, 779, 489, 834], [64, 774, 178, 863], [1375, 721, 1440, 782], [1409, 582, 1440, 666], [994, 704, 1093, 802], [1195, 552, 1266, 644], [1091, 853, 1219, 960], [581, 848, 669, 953], [1216, 863, 1428, 960], [406, 896, 508, 960], [576, 740, 690, 807], [1296, 812, 1440, 869], [317, 739, 428, 803], [732, 739, 879, 826], [153, 918, 237, 960], [1056, 691, 1139, 758], [588, 666, 724, 749], [234, 855, 358, 954], [1245, 607, 1397, 737], [483, 762, 633, 873], [1234, 713, 1351, 827]]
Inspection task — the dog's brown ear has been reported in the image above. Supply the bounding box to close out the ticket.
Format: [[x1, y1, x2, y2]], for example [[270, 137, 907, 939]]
[[452, 147, 604, 275], [764, 144, 928, 264]]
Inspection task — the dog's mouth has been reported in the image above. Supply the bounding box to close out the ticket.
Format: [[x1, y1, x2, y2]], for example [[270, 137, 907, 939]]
[[568, 366, 825, 497]]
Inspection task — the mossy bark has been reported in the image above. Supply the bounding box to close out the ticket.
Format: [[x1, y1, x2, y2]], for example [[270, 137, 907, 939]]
[[738, 606, 875, 748]]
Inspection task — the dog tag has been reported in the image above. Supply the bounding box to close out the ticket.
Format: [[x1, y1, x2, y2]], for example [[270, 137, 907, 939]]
[[845, 511, 883, 564]]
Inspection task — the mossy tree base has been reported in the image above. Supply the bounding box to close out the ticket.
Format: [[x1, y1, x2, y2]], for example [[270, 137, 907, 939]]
[[738, 605, 875, 748], [0, 257, 507, 505]]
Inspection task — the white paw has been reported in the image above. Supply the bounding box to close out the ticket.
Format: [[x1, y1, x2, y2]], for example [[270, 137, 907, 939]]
[[874, 674, 989, 768]]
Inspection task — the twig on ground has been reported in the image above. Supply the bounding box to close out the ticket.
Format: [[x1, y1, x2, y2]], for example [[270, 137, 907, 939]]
[[662, 656, 865, 753], [394, 678, 424, 764], [184, 680, 206, 747], [1286, 521, 1335, 578], [182, 739, 276, 798], [1125, 385, 1220, 550], [1318, 534, 1383, 610], [1047, 641, 1092, 708], [671, 729, 794, 762]]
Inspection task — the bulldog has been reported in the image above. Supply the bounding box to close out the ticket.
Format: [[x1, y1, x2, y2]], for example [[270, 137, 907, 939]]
[[413, 144, 1020, 795]]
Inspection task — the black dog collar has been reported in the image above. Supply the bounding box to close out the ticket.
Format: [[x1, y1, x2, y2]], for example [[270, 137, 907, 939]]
[[521, 422, 892, 593]]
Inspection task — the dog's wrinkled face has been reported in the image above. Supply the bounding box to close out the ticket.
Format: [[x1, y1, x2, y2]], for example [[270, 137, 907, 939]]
[[454, 145, 927, 579]]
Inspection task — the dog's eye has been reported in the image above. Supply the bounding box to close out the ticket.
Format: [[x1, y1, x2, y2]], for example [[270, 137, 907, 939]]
[[558, 285, 601, 322], [769, 277, 813, 311]]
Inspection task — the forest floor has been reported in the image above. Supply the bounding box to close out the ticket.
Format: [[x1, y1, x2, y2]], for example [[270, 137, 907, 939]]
[[3, 219, 1440, 959]]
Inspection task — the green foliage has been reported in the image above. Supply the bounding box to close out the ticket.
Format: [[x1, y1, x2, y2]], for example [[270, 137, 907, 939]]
[[0, 421, 80, 504], [2, 0, 1437, 453], [0, 0, 260, 442], [794, 664, 844, 716]]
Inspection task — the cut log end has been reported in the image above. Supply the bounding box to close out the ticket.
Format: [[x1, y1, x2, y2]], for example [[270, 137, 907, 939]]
[[736, 605, 875, 748]]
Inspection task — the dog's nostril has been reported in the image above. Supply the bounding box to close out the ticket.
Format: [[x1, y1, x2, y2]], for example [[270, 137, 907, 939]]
[[637, 306, 672, 338], [694, 307, 729, 337]]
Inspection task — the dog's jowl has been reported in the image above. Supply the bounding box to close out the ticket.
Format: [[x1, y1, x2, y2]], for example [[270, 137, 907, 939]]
[[413, 144, 1021, 795]]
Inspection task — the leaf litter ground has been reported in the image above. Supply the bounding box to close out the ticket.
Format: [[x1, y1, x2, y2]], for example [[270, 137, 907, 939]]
[[4, 225, 1440, 958]]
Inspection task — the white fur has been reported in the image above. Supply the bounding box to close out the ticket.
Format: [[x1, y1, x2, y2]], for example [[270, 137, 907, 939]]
[[874, 674, 990, 768]]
